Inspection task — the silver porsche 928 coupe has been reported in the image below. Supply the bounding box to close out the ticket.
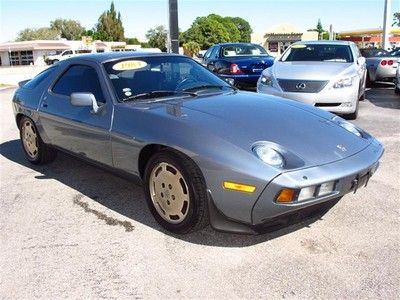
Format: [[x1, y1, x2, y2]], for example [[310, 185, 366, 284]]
[[12, 52, 384, 234]]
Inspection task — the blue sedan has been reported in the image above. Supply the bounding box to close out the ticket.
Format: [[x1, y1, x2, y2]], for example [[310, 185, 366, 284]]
[[201, 43, 274, 89], [12, 52, 383, 234]]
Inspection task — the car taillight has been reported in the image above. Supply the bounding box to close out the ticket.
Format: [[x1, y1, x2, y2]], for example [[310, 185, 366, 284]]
[[230, 64, 242, 74], [381, 60, 387, 66], [388, 60, 394, 66]]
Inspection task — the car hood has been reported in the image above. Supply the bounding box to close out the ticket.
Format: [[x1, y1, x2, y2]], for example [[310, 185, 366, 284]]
[[170, 92, 370, 168], [270, 61, 353, 80]]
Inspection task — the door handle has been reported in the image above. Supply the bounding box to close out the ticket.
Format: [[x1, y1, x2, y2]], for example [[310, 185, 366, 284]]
[[41, 101, 48, 108]]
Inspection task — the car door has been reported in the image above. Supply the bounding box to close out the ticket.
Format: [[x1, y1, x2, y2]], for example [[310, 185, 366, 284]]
[[61, 50, 73, 60], [38, 62, 114, 166]]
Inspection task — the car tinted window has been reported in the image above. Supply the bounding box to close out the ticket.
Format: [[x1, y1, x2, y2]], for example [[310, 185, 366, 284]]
[[62, 50, 73, 56], [52, 65, 105, 102], [360, 48, 390, 57], [209, 46, 220, 59], [203, 47, 213, 60], [23, 66, 58, 89], [104, 56, 230, 101], [221, 44, 268, 57], [282, 44, 353, 63]]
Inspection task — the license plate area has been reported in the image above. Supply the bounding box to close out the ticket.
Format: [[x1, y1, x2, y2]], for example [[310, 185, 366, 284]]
[[351, 172, 371, 193]]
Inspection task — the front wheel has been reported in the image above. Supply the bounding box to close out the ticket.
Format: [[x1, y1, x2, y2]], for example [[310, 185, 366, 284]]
[[19, 116, 57, 164], [143, 150, 209, 234]]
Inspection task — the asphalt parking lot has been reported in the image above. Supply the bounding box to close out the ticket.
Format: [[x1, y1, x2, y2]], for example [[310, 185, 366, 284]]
[[1, 85, 399, 299]]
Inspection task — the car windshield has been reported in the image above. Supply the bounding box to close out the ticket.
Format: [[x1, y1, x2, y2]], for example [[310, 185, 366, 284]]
[[221, 44, 268, 57], [281, 44, 353, 63], [104, 56, 232, 101], [360, 48, 390, 57]]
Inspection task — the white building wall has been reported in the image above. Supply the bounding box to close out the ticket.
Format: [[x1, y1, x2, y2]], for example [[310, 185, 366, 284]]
[[33, 50, 48, 66], [0, 52, 10, 66]]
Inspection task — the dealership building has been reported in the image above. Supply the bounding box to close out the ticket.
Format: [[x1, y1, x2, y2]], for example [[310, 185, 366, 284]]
[[338, 27, 400, 48], [251, 24, 318, 56], [0, 40, 140, 66]]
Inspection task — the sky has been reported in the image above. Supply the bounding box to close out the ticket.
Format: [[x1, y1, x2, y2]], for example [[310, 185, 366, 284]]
[[0, 0, 399, 43]]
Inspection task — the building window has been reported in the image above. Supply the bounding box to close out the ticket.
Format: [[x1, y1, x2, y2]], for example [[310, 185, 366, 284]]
[[21, 50, 33, 65], [9, 51, 34, 65]]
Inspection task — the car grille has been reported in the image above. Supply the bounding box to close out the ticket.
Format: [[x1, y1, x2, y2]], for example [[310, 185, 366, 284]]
[[277, 79, 329, 93]]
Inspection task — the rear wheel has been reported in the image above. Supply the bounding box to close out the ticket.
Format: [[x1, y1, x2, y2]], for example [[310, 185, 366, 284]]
[[144, 150, 209, 234], [19, 116, 57, 164]]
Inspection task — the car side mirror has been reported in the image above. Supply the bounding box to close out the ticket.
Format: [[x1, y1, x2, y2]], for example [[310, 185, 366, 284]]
[[357, 57, 366, 65], [70, 92, 100, 114]]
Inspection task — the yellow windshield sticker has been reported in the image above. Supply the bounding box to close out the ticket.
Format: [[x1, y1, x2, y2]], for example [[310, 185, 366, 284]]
[[291, 44, 307, 48], [113, 60, 147, 71]]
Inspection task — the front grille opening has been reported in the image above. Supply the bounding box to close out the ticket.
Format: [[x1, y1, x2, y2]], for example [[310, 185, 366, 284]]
[[315, 103, 341, 107]]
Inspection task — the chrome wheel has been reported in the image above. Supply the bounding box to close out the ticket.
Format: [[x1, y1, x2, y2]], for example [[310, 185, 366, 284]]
[[149, 162, 190, 224], [21, 119, 39, 160]]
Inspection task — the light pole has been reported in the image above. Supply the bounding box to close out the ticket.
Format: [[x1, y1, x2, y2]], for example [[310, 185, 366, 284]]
[[168, 0, 179, 53], [382, 0, 392, 50]]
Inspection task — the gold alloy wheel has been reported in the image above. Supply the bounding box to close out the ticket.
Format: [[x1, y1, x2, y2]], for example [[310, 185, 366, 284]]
[[149, 162, 190, 224], [21, 120, 39, 160]]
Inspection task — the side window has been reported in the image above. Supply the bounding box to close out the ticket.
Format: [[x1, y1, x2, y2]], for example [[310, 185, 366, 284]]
[[203, 47, 213, 60], [210, 46, 220, 59], [62, 50, 73, 56], [52, 65, 105, 102], [24, 66, 58, 89]]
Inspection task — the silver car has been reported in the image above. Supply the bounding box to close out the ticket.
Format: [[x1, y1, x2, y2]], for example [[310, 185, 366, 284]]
[[12, 53, 383, 234], [360, 48, 399, 85], [257, 41, 367, 120]]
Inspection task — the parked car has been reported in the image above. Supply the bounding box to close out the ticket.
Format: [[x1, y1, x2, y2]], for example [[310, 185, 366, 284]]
[[395, 65, 400, 95], [13, 52, 383, 234], [359, 48, 398, 85], [45, 49, 93, 65], [257, 41, 367, 120], [201, 43, 274, 89]]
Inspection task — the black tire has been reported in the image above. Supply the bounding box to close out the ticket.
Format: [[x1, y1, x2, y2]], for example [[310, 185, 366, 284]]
[[19, 116, 57, 164], [366, 72, 373, 88], [143, 149, 209, 234], [52, 59, 59, 64]]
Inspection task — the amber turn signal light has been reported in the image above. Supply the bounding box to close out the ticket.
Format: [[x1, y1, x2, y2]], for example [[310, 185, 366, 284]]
[[276, 188, 296, 203], [223, 181, 256, 193]]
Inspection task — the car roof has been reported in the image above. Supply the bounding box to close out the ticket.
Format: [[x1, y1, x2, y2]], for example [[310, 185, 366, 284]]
[[292, 40, 353, 46], [66, 51, 181, 63]]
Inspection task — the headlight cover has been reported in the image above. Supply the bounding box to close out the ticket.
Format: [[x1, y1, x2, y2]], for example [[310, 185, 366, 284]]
[[332, 116, 362, 137], [253, 144, 284, 167], [333, 76, 353, 88], [260, 74, 273, 86]]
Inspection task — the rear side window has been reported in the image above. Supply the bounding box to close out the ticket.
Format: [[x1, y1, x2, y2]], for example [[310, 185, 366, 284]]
[[52, 65, 105, 102], [23, 66, 57, 89]]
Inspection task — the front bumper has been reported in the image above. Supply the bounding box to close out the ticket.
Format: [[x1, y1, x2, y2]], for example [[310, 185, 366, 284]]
[[252, 139, 383, 225], [208, 139, 384, 233], [257, 81, 359, 114], [219, 73, 261, 88]]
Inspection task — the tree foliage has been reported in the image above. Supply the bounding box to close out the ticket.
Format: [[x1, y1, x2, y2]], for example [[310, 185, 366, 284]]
[[146, 25, 168, 51], [50, 19, 85, 40], [183, 41, 200, 57], [224, 16, 252, 42], [16, 27, 59, 41], [125, 37, 140, 45], [181, 14, 253, 49], [393, 12, 400, 27], [308, 19, 326, 40], [95, 1, 124, 41]]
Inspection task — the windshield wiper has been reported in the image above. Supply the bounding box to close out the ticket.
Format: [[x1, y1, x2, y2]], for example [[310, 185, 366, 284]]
[[183, 84, 236, 92], [122, 90, 197, 102]]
